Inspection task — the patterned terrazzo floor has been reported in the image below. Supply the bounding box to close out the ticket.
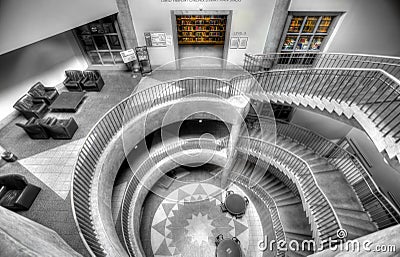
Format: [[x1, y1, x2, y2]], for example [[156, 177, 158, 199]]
[[148, 183, 263, 257]]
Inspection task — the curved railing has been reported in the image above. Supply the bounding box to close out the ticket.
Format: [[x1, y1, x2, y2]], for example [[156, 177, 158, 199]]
[[231, 67, 400, 145], [121, 138, 286, 257], [71, 78, 239, 257], [121, 138, 224, 257], [234, 136, 343, 248], [244, 52, 400, 79], [72, 56, 400, 256], [230, 171, 286, 257], [248, 115, 400, 229]]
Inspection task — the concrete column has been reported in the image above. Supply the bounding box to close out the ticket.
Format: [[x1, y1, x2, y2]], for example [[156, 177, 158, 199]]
[[263, 0, 291, 53], [221, 95, 250, 188], [0, 206, 82, 257], [115, 0, 138, 51]]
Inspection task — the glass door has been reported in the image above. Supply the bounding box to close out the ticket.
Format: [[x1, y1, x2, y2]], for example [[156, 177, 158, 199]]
[[74, 15, 125, 66]]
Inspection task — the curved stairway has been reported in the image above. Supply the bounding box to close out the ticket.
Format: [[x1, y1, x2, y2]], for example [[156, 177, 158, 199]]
[[70, 65, 400, 256], [231, 155, 313, 257], [246, 120, 378, 240]]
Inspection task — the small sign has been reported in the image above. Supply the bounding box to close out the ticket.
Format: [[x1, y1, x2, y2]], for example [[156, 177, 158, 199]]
[[166, 35, 173, 46], [144, 32, 167, 47], [151, 32, 167, 47], [120, 49, 137, 63], [230, 37, 239, 49], [238, 37, 248, 49]]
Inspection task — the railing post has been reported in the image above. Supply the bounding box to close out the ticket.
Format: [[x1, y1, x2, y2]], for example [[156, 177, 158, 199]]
[[221, 95, 250, 188]]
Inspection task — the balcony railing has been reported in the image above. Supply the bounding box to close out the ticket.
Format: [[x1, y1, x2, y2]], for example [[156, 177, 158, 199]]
[[121, 138, 224, 257], [231, 67, 400, 144], [235, 136, 343, 248], [72, 58, 400, 256], [243, 53, 400, 80], [71, 78, 239, 257], [250, 115, 400, 229], [121, 138, 286, 257], [230, 171, 286, 257]]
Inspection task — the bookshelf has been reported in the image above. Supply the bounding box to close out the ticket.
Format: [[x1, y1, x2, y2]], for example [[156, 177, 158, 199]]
[[282, 15, 336, 52], [278, 13, 339, 65], [176, 15, 227, 45]]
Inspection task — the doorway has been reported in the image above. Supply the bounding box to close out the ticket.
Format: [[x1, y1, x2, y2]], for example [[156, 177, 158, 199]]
[[172, 11, 232, 68]]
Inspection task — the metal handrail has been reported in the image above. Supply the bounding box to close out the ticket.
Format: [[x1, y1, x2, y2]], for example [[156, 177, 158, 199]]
[[71, 78, 241, 257], [249, 115, 400, 228], [121, 138, 224, 257], [235, 136, 343, 247], [120, 138, 286, 257], [243, 52, 400, 79], [72, 63, 400, 256], [230, 171, 287, 257], [231, 67, 400, 144]]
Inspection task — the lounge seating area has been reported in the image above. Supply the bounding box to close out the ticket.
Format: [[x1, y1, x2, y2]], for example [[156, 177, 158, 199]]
[[13, 94, 49, 119], [28, 82, 59, 105], [63, 70, 104, 92], [0, 174, 41, 211], [16, 117, 78, 140], [11, 69, 104, 141]]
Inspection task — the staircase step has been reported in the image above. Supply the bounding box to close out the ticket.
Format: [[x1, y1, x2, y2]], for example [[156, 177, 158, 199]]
[[337, 214, 377, 232], [335, 207, 372, 222], [285, 231, 313, 242], [276, 196, 302, 207], [342, 223, 376, 240]]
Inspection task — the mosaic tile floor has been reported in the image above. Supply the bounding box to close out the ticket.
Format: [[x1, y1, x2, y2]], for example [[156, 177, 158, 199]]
[[150, 183, 263, 257]]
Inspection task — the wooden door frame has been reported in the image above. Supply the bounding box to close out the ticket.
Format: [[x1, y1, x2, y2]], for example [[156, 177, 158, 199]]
[[171, 10, 233, 69]]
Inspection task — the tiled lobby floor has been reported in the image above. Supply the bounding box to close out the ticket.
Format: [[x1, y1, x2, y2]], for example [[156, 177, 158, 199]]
[[0, 68, 252, 256], [139, 176, 265, 257]]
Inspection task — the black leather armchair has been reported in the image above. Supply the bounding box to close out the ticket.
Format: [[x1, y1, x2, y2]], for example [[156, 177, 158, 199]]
[[82, 70, 104, 91], [13, 94, 49, 119], [63, 70, 84, 91], [0, 174, 41, 211], [28, 82, 59, 105], [16, 118, 50, 139], [40, 117, 78, 139]]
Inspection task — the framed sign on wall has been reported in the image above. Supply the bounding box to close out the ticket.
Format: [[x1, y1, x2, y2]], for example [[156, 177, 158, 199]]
[[238, 37, 248, 49], [144, 32, 167, 47], [230, 37, 239, 49]]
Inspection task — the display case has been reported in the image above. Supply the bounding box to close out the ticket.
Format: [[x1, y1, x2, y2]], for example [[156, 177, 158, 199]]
[[135, 46, 152, 75], [176, 15, 227, 45]]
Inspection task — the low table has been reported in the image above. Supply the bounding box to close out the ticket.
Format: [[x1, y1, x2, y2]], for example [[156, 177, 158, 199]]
[[216, 239, 242, 257], [225, 193, 247, 216], [49, 92, 85, 112]]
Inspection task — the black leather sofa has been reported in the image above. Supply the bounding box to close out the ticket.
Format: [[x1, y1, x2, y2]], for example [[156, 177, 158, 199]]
[[28, 82, 59, 105], [13, 94, 49, 119], [0, 174, 41, 211], [16, 117, 50, 139]]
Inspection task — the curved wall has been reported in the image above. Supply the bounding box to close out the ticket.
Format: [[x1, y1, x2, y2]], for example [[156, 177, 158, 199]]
[[89, 97, 243, 256]]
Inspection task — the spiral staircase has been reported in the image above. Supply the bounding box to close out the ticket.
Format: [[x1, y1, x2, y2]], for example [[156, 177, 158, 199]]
[[70, 53, 400, 257]]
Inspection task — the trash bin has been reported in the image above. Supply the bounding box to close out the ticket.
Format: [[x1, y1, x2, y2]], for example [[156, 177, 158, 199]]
[[1, 151, 18, 162]]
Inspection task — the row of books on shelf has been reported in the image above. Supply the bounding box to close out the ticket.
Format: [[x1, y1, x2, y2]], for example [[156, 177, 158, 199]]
[[179, 32, 223, 37], [177, 15, 226, 20], [178, 26, 225, 31], [179, 37, 223, 42], [178, 20, 226, 25], [288, 16, 332, 33]]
